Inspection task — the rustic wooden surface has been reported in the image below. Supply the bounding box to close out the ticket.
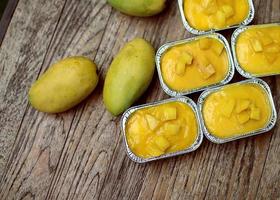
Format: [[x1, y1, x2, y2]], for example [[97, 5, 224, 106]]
[[0, 0, 279, 199]]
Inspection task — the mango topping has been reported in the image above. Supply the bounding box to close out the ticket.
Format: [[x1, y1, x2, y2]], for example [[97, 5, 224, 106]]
[[236, 99, 251, 113], [162, 106, 177, 121], [126, 102, 198, 158], [221, 99, 236, 118], [250, 105, 261, 120], [145, 114, 159, 131], [212, 41, 224, 56], [237, 111, 250, 124], [222, 5, 234, 18], [199, 38, 212, 50]]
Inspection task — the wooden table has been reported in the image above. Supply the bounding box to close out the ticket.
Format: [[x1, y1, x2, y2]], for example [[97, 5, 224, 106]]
[[0, 0, 279, 199]]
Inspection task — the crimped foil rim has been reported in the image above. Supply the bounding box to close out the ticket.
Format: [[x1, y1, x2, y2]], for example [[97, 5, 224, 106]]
[[197, 78, 278, 144], [231, 23, 280, 78], [178, 0, 255, 35], [156, 33, 235, 97], [121, 97, 204, 163]]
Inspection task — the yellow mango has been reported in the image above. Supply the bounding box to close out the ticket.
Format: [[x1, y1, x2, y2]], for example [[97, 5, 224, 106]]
[[146, 144, 164, 157], [145, 114, 159, 131], [265, 44, 280, 53], [237, 111, 250, 124], [154, 136, 170, 152], [103, 38, 155, 116], [29, 57, 98, 113], [201, 64, 216, 80], [107, 0, 166, 17], [202, 0, 217, 15], [265, 53, 278, 64], [236, 99, 251, 113], [216, 10, 226, 28], [212, 41, 224, 56], [221, 99, 236, 118], [250, 106, 261, 120], [163, 123, 181, 136], [257, 31, 273, 46], [199, 38, 212, 50], [250, 38, 263, 52], [222, 5, 234, 18], [162, 107, 177, 121]]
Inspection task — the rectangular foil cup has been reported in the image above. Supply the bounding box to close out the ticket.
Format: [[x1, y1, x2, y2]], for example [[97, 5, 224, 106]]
[[178, 0, 255, 35], [121, 97, 204, 163], [197, 78, 277, 144], [156, 33, 235, 97], [231, 23, 280, 78]]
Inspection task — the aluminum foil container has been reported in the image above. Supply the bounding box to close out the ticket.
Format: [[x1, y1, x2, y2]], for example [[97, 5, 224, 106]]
[[178, 0, 255, 35], [121, 97, 204, 163], [197, 78, 277, 144], [156, 33, 235, 97], [231, 23, 280, 78]]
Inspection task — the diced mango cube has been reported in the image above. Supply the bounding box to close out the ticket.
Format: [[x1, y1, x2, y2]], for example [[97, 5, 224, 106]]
[[181, 52, 193, 65], [199, 38, 212, 50], [202, 0, 217, 15], [197, 56, 210, 68], [201, 64, 216, 80], [154, 136, 171, 152], [236, 99, 251, 113], [164, 123, 180, 136], [265, 53, 278, 64], [221, 99, 236, 118], [212, 41, 224, 56], [162, 107, 177, 121], [265, 44, 280, 53], [147, 144, 164, 157], [216, 10, 226, 28], [250, 106, 261, 120], [222, 5, 234, 18], [257, 31, 273, 46], [175, 61, 186, 76], [250, 38, 263, 52], [237, 111, 250, 124], [145, 114, 159, 131]]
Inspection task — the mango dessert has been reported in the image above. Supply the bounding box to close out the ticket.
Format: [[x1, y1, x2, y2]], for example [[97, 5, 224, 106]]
[[183, 0, 250, 31], [235, 25, 280, 76], [202, 82, 272, 140], [125, 101, 198, 159], [161, 36, 229, 93]]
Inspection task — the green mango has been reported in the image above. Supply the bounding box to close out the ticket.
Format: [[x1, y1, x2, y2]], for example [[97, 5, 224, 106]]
[[103, 38, 155, 116], [107, 0, 166, 17], [29, 56, 98, 113]]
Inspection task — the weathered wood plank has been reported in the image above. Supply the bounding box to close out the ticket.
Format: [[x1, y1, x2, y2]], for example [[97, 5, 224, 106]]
[[0, 0, 112, 199], [0, 0, 66, 179], [0, 0, 279, 199]]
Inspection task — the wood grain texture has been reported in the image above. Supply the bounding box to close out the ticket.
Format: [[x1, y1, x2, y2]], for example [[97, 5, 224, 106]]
[[0, 0, 279, 199]]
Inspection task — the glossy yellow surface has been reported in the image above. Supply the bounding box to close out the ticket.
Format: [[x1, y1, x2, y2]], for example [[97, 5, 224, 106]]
[[184, 0, 250, 31], [126, 102, 198, 158], [161, 37, 229, 91], [236, 25, 280, 75], [203, 83, 272, 139]]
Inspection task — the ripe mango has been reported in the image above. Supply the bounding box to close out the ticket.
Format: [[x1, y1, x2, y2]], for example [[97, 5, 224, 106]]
[[29, 57, 99, 113], [107, 0, 166, 17], [103, 38, 155, 116]]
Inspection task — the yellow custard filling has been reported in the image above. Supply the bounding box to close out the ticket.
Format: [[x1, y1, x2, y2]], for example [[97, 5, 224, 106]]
[[184, 0, 250, 31], [161, 37, 229, 92], [202, 83, 272, 139], [236, 25, 280, 75], [126, 102, 198, 159]]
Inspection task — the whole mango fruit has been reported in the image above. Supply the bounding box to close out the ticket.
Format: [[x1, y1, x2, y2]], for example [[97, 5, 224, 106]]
[[29, 56, 98, 113], [103, 38, 155, 116], [107, 0, 166, 17]]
